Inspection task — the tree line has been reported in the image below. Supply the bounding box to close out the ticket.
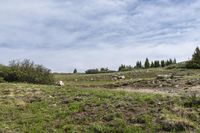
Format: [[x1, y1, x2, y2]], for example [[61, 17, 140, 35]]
[[118, 58, 176, 71]]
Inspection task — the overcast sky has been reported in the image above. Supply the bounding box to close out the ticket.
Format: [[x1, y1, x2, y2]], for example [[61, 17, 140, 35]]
[[0, 0, 199, 72]]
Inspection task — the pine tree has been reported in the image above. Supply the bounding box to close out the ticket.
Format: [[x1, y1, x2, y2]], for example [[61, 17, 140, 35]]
[[192, 47, 200, 63], [73, 69, 77, 73], [169, 59, 173, 65], [161, 60, 165, 67], [135, 61, 142, 68], [150, 61, 155, 68], [186, 47, 200, 68], [118, 64, 126, 71], [154, 60, 160, 68], [144, 58, 150, 68], [173, 58, 177, 64]]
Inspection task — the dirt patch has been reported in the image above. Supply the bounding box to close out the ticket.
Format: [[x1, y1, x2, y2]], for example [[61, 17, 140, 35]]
[[115, 86, 200, 96]]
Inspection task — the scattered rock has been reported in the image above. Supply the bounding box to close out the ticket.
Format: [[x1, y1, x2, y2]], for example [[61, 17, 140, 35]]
[[16, 99, 26, 107], [74, 96, 82, 101], [112, 75, 126, 80], [157, 75, 172, 79], [175, 85, 179, 88], [119, 75, 126, 79], [57, 81, 65, 86], [61, 98, 69, 104]]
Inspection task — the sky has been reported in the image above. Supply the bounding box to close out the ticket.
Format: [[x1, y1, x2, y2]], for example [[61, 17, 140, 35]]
[[0, 0, 200, 72]]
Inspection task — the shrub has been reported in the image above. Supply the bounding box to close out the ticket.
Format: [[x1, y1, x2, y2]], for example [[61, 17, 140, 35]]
[[0, 77, 5, 83], [119, 65, 134, 71], [2, 59, 54, 84], [85, 69, 99, 74]]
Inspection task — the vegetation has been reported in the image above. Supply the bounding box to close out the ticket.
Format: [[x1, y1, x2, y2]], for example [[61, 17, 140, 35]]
[[85, 68, 115, 74], [186, 47, 200, 68], [0, 83, 199, 132], [73, 69, 77, 74], [0, 59, 54, 84], [118, 58, 176, 71], [144, 58, 150, 68], [135, 61, 143, 69], [118, 64, 134, 71], [0, 47, 200, 132]]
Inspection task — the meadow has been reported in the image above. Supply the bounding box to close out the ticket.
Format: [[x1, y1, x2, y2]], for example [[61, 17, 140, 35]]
[[0, 68, 200, 132]]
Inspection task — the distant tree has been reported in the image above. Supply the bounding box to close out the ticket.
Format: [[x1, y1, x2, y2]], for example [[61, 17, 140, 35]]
[[186, 47, 200, 68], [85, 69, 99, 74], [119, 65, 133, 71], [154, 60, 160, 68], [150, 61, 155, 68], [100, 67, 109, 72], [161, 60, 165, 67], [73, 69, 77, 73], [169, 59, 173, 64], [144, 58, 150, 69], [173, 58, 177, 64], [118, 64, 126, 71], [165, 60, 170, 66], [135, 61, 142, 69]]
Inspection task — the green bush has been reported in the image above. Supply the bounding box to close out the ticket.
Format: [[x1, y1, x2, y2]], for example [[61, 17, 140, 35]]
[[0, 77, 5, 83], [85, 68, 115, 74], [1, 59, 54, 84]]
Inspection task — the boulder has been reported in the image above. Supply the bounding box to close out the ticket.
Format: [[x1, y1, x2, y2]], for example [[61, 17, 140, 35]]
[[118, 75, 126, 79], [57, 81, 65, 86], [112, 75, 126, 80], [157, 75, 172, 79]]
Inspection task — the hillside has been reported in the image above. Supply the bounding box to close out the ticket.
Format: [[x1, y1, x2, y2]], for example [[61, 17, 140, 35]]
[[0, 68, 200, 132]]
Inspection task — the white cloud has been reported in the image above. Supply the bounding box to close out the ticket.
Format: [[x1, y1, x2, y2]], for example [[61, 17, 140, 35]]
[[0, 0, 200, 72]]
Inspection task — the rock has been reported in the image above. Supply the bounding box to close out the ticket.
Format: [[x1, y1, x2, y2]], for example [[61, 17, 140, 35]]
[[119, 75, 126, 79], [175, 85, 179, 88], [61, 98, 69, 104], [112, 77, 118, 80], [157, 75, 172, 79], [158, 102, 162, 105], [111, 75, 125, 80], [16, 99, 26, 107], [74, 96, 82, 101], [57, 81, 65, 86]]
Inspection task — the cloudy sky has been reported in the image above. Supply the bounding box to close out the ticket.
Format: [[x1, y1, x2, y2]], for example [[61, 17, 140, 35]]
[[0, 0, 199, 72]]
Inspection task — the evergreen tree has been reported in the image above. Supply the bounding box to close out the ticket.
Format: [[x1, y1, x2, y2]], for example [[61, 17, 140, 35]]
[[73, 69, 77, 73], [165, 60, 170, 66], [173, 58, 177, 64], [144, 58, 150, 68], [186, 47, 200, 68], [118, 64, 126, 71], [135, 61, 142, 68], [169, 59, 173, 65], [161, 60, 165, 67], [154, 60, 160, 68], [150, 61, 155, 68], [192, 47, 200, 63]]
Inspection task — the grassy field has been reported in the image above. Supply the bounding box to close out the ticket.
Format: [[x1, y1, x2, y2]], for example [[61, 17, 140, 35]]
[[0, 68, 200, 133]]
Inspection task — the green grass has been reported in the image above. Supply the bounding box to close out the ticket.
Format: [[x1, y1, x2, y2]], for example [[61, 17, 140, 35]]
[[0, 83, 199, 132], [54, 68, 200, 89]]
